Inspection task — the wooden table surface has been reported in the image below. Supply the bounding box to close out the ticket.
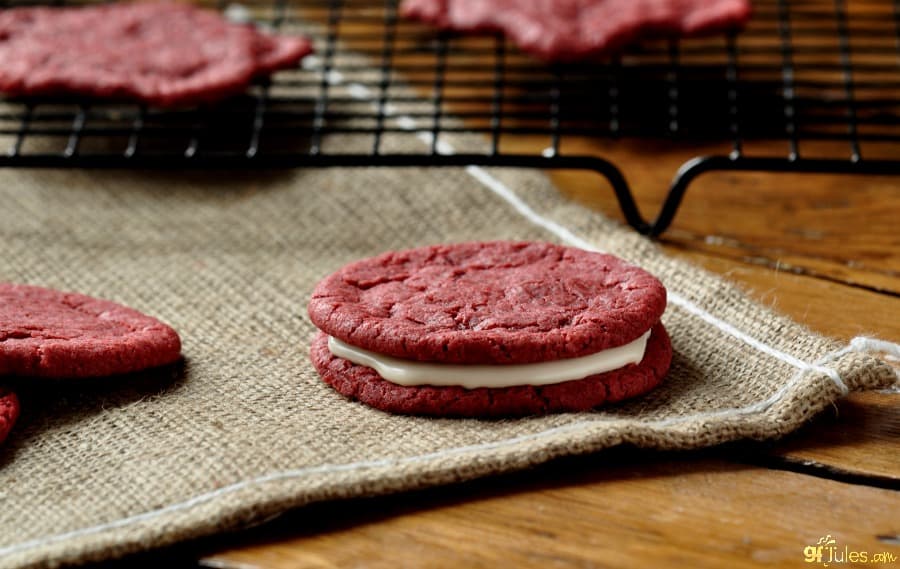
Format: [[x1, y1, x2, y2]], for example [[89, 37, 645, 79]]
[[122, 4, 898, 567]]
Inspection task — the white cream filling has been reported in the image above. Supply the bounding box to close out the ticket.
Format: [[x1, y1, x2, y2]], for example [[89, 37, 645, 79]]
[[327, 330, 651, 389]]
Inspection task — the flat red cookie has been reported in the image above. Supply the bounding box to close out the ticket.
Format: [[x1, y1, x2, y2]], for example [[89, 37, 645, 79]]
[[0, 283, 181, 379], [311, 323, 671, 417], [401, 0, 751, 61], [0, 2, 312, 106], [309, 241, 667, 365], [0, 387, 19, 445]]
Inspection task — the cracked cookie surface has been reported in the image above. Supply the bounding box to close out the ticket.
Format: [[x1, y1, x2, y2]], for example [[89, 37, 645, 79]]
[[308, 241, 667, 365], [0, 283, 181, 378]]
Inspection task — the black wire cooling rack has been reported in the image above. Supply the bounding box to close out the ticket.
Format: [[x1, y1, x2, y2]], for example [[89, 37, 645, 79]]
[[1, 0, 898, 235]]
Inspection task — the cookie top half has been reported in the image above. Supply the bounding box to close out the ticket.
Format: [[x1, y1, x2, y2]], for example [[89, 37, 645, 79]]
[[0, 283, 182, 379], [308, 241, 667, 365]]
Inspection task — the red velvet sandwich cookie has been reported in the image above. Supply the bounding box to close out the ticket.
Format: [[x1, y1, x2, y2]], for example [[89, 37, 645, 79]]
[[0, 387, 19, 445], [0, 2, 312, 107], [0, 283, 182, 379], [308, 241, 671, 417]]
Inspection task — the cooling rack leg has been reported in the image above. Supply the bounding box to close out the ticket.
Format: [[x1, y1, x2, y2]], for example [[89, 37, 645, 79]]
[[585, 158, 653, 235], [649, 155, 900, 237], [649, 156, 720, 237]]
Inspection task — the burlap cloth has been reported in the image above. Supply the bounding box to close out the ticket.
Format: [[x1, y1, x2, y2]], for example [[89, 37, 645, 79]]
[[0, 158, 895, 568]]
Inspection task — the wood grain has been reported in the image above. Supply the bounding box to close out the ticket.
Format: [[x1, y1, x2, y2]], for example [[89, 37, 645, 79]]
[[202, 456, 900, 569], [771, 391, 900, 482], [664, 250, 900, 343]]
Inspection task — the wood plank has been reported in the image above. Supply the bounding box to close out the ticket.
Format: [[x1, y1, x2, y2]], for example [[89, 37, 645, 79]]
[[665, 250, 900, 343], [201, 455, 900, 569], [768, 391, 900, 482]]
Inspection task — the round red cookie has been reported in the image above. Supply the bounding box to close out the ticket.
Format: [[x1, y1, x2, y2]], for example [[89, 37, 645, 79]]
[[308, 241, 667, 365], [310, 323, 671, 417], [0, 2, 312, 107], [0, 283, 181, 379], [0, 387, 19, 445]]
